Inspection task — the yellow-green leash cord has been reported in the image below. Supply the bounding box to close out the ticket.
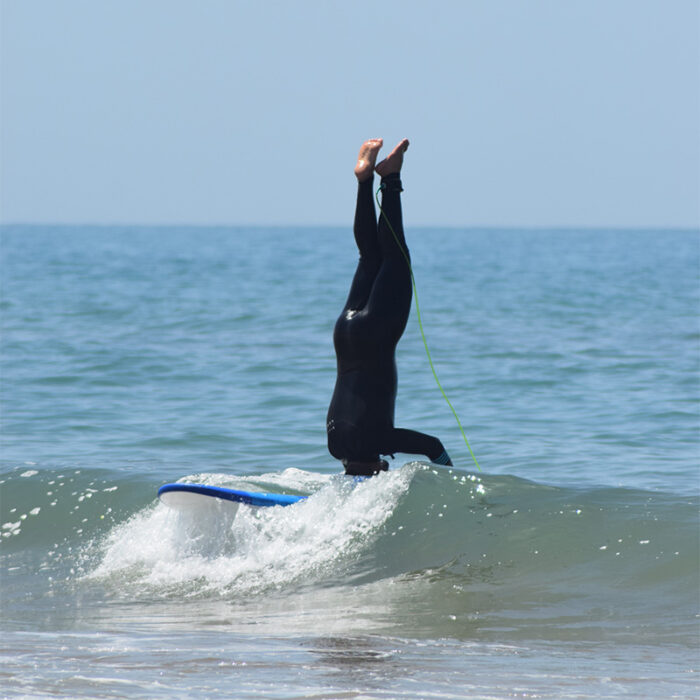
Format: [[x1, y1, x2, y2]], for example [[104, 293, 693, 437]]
[[376, 186, 481, 471]]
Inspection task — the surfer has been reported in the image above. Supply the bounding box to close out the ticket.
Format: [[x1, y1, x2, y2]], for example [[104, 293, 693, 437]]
[[327, 138, 453, 476]]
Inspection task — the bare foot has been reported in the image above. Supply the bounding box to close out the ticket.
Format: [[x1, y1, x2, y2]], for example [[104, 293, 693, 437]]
[[354, 138, 384, 182], [375, 138, 409, 178]]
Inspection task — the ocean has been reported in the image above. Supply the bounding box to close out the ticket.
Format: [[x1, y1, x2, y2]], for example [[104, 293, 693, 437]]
[[1, 225, 698, 698]]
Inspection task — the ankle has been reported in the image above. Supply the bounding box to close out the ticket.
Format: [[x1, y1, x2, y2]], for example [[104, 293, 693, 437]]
[[380, 173, 403, 193]]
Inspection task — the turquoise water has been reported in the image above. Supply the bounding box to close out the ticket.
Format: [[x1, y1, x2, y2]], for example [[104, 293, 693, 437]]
[[1, 225, 698, 698]]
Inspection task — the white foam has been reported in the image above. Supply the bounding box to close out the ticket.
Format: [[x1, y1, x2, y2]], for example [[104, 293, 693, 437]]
[[88, 465, 418, 595]]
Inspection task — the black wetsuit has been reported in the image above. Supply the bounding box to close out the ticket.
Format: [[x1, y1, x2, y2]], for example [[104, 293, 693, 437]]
[[326, 173, 452, 475]]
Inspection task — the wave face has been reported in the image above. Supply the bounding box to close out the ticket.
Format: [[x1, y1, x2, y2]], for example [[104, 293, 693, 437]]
[[3, 463, 696, 643]]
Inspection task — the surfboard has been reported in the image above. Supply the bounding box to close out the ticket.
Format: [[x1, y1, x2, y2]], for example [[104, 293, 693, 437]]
[[158, 482, 307, 509]]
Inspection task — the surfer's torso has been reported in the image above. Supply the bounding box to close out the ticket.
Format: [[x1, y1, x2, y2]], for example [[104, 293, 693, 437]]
[[327, 307, 399, 460]]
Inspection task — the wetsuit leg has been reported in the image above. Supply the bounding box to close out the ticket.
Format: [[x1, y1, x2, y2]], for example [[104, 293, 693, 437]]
[[327, 177, 382, 463], [367, 174, 453, 467], [341, 177, 381, 314], [363, 173, 412, 343]]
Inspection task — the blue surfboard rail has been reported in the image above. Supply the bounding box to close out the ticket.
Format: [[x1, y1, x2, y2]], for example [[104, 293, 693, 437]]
[[157, 482, 307, 508]]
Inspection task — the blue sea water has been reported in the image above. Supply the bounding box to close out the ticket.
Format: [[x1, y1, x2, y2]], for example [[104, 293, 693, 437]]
[[1, 225, 698, 698]]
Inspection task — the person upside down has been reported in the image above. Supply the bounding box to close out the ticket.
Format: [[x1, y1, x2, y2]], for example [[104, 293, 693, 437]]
[[326, 138, 452, 476]]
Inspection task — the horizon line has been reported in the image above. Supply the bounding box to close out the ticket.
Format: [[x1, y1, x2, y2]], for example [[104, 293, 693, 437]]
[[2, 221, 698, 232]]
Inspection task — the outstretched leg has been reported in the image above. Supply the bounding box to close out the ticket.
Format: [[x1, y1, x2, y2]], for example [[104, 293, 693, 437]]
[[365, 139, 412, 343], [376, 139, 410, 260], [341, 139, 384, 313]]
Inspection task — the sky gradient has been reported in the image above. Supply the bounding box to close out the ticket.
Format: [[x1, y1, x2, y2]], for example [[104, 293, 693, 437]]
[[1, 0, 698, 227]]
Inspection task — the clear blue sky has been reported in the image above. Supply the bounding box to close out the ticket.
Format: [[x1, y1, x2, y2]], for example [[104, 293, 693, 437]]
[[1, 0, 698, 227]]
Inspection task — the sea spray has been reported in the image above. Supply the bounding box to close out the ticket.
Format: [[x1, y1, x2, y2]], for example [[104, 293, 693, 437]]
[[87, 466, 418, 596]]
